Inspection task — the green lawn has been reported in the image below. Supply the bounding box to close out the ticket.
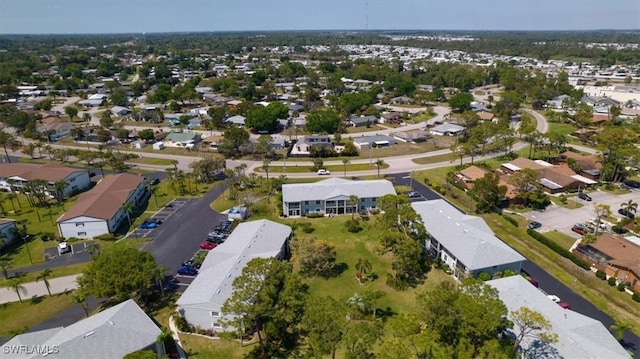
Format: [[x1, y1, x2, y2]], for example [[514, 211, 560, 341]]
[[543, 231, 578, 250], [0, 262, 89, 287], [127, 157, 177, 166], [0, 291, 76, 337], [181, 334, 253, 358], [412, 152, 459, 165], [258, 162, 389, 174], [547, 122, 577, 136], [345, 125, 384, 134]]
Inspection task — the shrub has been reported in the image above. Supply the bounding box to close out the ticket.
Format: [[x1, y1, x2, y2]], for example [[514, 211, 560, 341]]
[[617, 283, 626, 292], [595, 270, 607, 280], [40, 232, 57, 242], [67, 237, 81, 243], [305, 212, 324, 218], [633, 292, 640, 303], [477, 272, 492, 281], [175, 315, 193, 333], [95, 233, 116, 241], [526, 229, 591, 270], [423, 177, 431, 186], [558, 194, 567, 204], [300, 222, 314, 233], [345, 219, 363, 233], [369, 208, 380, 215], [504, 215, 519, 227], [607, 277, 617, 286]]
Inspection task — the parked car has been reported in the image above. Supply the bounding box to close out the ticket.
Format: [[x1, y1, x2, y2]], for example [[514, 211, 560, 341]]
[[407, 191, 421, 198], [528, 278, 539, 288], [58, 241, 71, 254], [139, 221, 158, 229], [558, 301, 571, 309], [589, 218, 607, 230], [618, 208, 636, 219], [571, 223, 586, 235], [177, 266, 198, 276], [147, 218, 163, 225], [207, 234, 226, 244], [182, 259, 201, 269], [527, 221, 542, 230], [547, 294, 561, 303], [200, 242, 218, 250], [623, 179, 640, 189], [577, 192, 592, 201], [317, 169, 331, 175], [150, 178, 160, 185]]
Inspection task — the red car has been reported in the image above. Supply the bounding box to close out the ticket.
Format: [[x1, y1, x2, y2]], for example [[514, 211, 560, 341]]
[[199, 242, 218, 250], [558, 301, 571, 310]]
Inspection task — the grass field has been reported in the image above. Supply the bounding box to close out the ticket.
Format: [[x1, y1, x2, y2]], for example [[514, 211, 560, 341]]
[[542, 231, 578, 250], [127, 157, 177, 166], [547, 122, 577, 136], [0, 291, 76, 337]]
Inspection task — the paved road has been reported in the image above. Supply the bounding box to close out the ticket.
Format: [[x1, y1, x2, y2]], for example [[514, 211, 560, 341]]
[[0, 275, 79, 304], [142, 184, 227, 274]]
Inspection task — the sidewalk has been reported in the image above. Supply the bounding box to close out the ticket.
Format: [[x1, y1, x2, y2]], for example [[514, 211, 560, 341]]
[[0, 274, 80, 304]]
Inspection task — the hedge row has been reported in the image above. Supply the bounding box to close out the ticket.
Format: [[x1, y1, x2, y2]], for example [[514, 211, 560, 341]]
[[526, 229, 591, 270]]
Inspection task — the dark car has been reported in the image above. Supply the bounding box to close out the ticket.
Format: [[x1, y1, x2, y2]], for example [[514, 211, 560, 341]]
[[618, 208, 636, 219], [207, 233, 226, 244], [577, 192, 592, 201], [182, 259, 201, 269], [623, 179, 640, 189], [527, 221, 542, 230], [177, 266, 198, 276], [571, 223, 586, 235], [407, 191, 421, 198], [150, 178, 161, 185]]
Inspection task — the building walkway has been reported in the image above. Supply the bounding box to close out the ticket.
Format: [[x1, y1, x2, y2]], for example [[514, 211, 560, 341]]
[[0, 274, 80, 304]]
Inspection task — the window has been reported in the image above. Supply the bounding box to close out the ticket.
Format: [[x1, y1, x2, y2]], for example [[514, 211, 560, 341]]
[[75, 223, 85, 227], [304, 201, 309, 205], [69, 178, 75, 182], [213, 322, 222, 328], [316, 200, 320, 205], [210, 311, 219, 317], [77, 232, 87, 236]]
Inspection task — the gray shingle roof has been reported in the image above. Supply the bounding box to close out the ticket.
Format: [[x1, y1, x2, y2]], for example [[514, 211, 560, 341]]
[[3, 299, 160, 359], [177, 219, 291, 310], [488, 276, 630, 359], [282, 178, 396, 203], [412, 200, 525, 271]]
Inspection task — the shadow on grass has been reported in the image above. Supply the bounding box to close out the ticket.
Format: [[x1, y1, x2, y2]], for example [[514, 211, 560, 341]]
[[320, 262, 349, 279]]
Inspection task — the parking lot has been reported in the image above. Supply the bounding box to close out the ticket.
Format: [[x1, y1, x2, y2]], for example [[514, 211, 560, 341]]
[[522, 188, 639, 239], [126, 199, 190, 239]]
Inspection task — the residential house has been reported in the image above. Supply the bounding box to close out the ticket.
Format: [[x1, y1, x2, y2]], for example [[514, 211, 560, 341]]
[[412, 199, 526, 279], [394, 129, 431, 143], [0, 219, 17, 251], [379, 111, 402, 124], [488, 275, 630, 359], [57, 173, 146, 239], [346, 115, 378, 127], [110, 106, 131, 117], [500, 157, 595, 193], [38, 118, 74, 140], [282, 178, 395, 217], [225, 115, 246, 127], [389, 96, 413, 104], [557, 151, 602, 180], [77, 98, 104, 107], [176, 220, 292, 331], [202, 135, 223, 149], [547, 94, 572, 109], [163, 132, 201, 149], [289, 135, 333, 157], [574, 233, 640, 292], [352, 135, 396, 150], [476, 110, 495, 121], [0, 163, 90, 199], [430, 123, 465, 136], [2, 299, 163, 359], [455, 165, 519, 204]]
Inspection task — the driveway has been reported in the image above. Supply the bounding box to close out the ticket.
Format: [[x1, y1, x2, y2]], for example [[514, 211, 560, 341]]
[[522, 189, 639, 238]]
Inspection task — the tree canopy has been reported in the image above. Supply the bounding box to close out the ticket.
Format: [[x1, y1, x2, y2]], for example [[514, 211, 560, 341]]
[[306, 108, 342, 134]]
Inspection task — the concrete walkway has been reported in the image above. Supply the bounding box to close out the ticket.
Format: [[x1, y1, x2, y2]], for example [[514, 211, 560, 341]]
[[169, 315, 188, 359], [0, 274, 80, 304]]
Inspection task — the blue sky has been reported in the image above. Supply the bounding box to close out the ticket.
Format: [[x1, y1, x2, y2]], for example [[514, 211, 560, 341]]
[[0, 0, 638, 34]]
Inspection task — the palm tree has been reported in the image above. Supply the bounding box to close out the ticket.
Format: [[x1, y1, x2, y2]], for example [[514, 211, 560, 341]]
[[0, 258, 12, 279], [53, 180, 68, 208], [342, 158, 350, 177], [348, 195, 359, 220], [262, 159, 271, 181], [610, 321, 632, 341], [0, 130, 16, 163], [156, 327, 172, 356], [354, 258, 372, 284], [8, 277, 27, 303], [72, 292, 90, 318], [36, 269, 53, 296], [620, 200, 638, 216], [120, 201, 135, 229], [6, 192, 17, 212], [374, 159, 385, 178]]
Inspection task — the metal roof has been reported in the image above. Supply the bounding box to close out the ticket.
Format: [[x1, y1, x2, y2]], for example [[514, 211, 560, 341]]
[[282, 178, 396, 203], [412, 200, 525, 271], [488, 276, 630, 359]]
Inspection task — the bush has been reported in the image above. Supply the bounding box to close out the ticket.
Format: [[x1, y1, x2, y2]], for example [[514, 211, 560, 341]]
[[369, 208, 380, 215], [344, 219, 363, 233], [423, 177, 431, 186], [477, 272, 492, 281], [175, 315, 193, 333], [67, 237, 81, 243], [558, 194, 567, 204], [595, 270, 607, 280], [608, 277, 617, 286], [504, 215, 519, 227], [95, 233, 116, 241], [526, 229, 591, 270], [305, 212, 324, 218], [633, 292, 640, 302], [617, 283, 626, 292], [300, 222, 314, 233]]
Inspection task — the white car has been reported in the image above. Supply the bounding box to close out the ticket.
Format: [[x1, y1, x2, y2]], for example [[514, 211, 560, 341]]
[[589, 218, 607, 230], [58, 242, 71, 254], [547, 294, 561, 303], [317, 169, 331, 175]]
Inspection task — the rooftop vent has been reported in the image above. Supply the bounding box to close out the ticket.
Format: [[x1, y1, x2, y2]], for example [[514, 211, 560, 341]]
[[108, 320, 114, 325], [83, 331, 95, 338]]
